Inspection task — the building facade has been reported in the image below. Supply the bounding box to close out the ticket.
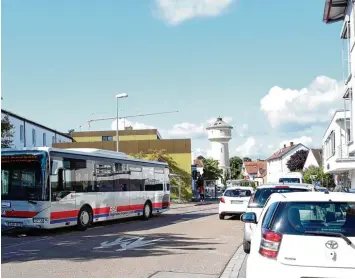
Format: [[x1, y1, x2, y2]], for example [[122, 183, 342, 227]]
[[53, 128, 192, 180], [242, 160, 267, 185], [303, 148, 323, 170], [266, 142, 309, 183], [322, 1, 355, 189], [1, 109, 72, 149]]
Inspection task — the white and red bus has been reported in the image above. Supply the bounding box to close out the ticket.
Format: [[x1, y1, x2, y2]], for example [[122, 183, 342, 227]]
[[1, 147, 170, 230]]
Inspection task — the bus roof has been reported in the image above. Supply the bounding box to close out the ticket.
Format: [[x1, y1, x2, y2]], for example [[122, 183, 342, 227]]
[[1, 147, 169, 167]]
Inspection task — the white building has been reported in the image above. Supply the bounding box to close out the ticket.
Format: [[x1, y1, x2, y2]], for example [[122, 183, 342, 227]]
[[206, 117, 233, 177], [322, 0, 355, 189], [303, 149, 323, 170], [266, 142, 309, 183], [1, 109, 72, 149], [322, 110, 355, 187]]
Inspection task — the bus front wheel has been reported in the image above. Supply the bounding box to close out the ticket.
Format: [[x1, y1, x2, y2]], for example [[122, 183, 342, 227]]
[[77, 206, 93, 231], [142, 202, 152, 220]]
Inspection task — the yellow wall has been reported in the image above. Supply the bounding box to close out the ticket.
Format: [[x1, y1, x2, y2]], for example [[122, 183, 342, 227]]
[[170, 153, 192, 175], [73, 134, 158, 142]]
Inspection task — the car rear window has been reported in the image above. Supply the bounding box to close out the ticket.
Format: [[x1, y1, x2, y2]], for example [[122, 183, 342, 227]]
[[224, 189, 252, 197], [250, 187, 309, 208], [279, 178, 301, 183], [268, 202, 355, 237]]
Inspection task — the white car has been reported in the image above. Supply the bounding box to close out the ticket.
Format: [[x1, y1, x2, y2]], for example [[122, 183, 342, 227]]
[[241, 192, 355, 278], [242, 183, 313, 253], [218, 187, 254, 220]]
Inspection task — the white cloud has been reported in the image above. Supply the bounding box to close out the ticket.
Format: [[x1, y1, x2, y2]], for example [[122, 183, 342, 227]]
[[168, 116, 233, 138], [154, 0, 236, 25], [111, 118, 155, 131], [260, 76, 343, 130], [191, 147, 214, 163], [168, 122, 205, 136], [235, 137, 264, 158], [279, 136, 313, 148]]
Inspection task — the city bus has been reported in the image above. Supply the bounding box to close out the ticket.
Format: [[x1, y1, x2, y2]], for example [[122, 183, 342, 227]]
[[1, 147, 170, 230]]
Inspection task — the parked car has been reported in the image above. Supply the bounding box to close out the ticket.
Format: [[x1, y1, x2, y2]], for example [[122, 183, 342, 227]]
[[241, 192, 355, 278], [218, 187, 254, 220], [314, 186, 328, 192], [242, 183, 313, 253]]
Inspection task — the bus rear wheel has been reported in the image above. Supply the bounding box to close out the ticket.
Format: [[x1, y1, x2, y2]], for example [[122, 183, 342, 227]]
[[77, 206, 93, 231], [142, 202, 152, 220]]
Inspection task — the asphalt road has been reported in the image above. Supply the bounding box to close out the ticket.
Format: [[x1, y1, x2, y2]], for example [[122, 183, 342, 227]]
[[1, 203, 244, 278]]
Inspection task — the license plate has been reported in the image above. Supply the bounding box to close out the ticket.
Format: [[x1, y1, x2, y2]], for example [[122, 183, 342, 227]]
[[6, 222, 23, 227], [231, 200, 243, 204]]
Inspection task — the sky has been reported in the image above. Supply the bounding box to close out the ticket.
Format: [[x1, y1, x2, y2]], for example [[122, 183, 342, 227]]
[[1, 0, 346, 161]]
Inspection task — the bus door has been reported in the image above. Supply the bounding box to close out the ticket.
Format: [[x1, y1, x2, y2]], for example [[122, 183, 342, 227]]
[[50, 167, 76, 226], [115, 163, 130, 216], [163, 167, 170, 209]]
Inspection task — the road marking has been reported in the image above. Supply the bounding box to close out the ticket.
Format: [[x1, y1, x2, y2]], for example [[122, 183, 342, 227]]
[[93, 236, 164, 252]]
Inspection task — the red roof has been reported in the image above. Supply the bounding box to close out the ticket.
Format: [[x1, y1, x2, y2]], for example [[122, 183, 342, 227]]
[[244, 161, 266, 177], [267, 144, 300, 161]]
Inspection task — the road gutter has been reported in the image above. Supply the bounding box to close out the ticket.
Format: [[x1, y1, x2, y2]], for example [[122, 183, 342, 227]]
[[219, 244, 246, 278]]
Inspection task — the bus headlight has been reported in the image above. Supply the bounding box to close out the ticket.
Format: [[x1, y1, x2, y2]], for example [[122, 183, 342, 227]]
[[33, 218, 48, 223]]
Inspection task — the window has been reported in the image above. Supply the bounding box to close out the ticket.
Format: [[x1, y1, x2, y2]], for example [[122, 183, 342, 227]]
[[32, 129, 36, 146], [144, 166, 163, 191], [129, 164, 143, 191], [102, 136, 113, 141], [43, 133, 46, 146], [269, 202, 355, 237], [20, 125, 24, 142], [224, 189, 252, 197], [94, 161, 114, 192], [262, 202, 279, 229], [325, 131, 336, 159]]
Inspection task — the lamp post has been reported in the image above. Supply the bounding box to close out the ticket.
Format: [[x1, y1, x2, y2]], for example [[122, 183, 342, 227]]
[[115, 93, 128, 152]]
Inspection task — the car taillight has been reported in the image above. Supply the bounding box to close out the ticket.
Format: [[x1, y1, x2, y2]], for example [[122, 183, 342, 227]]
[[220, 197, 225, 203], [259, 229, 282, 259]]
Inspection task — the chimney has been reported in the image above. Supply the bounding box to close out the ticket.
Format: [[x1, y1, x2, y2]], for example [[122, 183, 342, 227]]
[[290, 141, 294, 146], [284, 144, 286, 148]]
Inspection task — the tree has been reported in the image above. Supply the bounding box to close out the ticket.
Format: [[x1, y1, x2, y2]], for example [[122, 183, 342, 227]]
[[68, 129, 75, 136], [303, 166, 335, 189], [243, 157, 252, 162], [202, 158, 223, 181], [1, 114, 14, 148], [230, 156, 243, 179], [286, 149, 309, 171], [130, 149, 192, 200], [221, 170, 230, 186]]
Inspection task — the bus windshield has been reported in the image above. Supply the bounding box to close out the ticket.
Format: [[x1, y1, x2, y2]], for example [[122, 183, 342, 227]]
[[1, 153, 47, 201]]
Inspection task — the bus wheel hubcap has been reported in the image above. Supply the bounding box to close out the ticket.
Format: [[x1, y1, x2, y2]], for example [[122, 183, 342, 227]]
[[145, 205, 150, 217], [81, 211, 89, 225]]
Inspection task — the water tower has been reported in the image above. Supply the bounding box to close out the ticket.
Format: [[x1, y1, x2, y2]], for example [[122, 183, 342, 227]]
[[206, 117, 233, 178]]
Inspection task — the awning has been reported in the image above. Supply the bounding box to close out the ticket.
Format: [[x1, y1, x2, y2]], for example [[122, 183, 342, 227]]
[[323, 0, 349, 24]]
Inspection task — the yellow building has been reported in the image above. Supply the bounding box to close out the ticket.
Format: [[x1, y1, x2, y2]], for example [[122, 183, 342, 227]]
[[53, 128, 192, 178]]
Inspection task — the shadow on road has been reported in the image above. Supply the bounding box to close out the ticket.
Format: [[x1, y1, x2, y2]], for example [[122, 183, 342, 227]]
[[2, 207, 217, 239], [2, 230, 222, 264]]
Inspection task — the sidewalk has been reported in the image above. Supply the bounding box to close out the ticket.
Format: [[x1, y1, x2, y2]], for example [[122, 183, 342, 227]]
[[220, 244, 248, 278]]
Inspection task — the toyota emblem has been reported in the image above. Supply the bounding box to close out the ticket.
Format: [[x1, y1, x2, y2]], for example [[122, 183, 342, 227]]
[[325, 240, 338, 249]]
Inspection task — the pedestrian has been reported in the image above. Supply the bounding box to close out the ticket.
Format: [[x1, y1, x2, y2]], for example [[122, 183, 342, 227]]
[[196, 173, 204, 202]]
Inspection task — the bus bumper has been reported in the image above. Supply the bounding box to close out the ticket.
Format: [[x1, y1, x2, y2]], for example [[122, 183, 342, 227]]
[[1, 217, 50, 229]]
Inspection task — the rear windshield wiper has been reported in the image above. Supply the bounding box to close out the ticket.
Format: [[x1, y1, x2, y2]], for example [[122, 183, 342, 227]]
[[305, 230, 353, 246]]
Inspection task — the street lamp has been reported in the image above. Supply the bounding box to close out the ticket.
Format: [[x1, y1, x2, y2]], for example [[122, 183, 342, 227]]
[[115, 93, 128, 152]]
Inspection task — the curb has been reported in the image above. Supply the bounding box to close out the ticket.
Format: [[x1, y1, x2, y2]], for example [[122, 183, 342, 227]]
[[220, 244, 246, 278]]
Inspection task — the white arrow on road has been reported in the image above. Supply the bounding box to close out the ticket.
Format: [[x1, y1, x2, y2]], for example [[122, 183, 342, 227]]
[[115, 237, 164, 252], [93, 236, 164, 252]]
